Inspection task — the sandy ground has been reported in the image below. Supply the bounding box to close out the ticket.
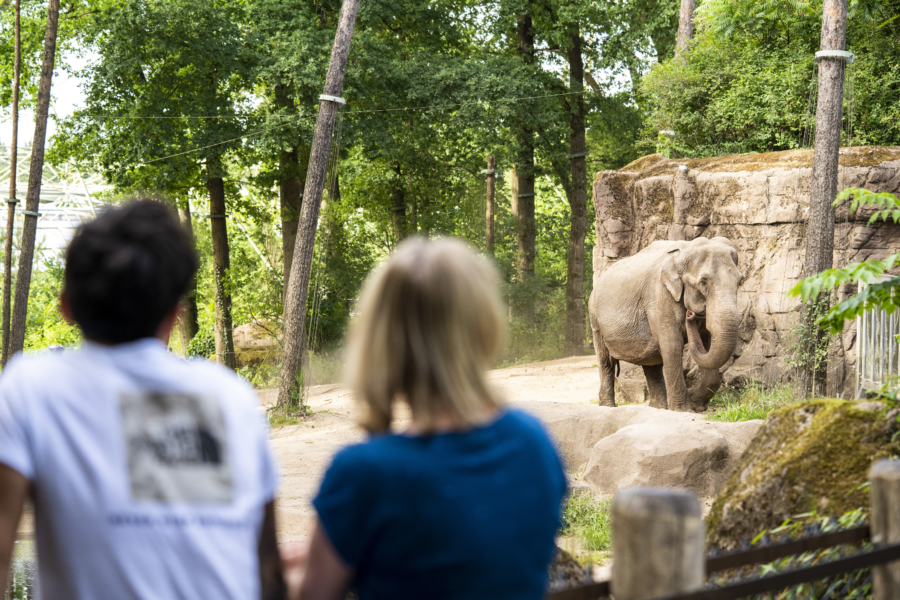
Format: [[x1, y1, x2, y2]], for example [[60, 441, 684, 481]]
[[15, 356, 602, 545], [263, 355, 601, 544]]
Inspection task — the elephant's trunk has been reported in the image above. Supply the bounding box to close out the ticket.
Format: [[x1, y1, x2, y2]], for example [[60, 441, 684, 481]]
[[685, 297, 738, 371]]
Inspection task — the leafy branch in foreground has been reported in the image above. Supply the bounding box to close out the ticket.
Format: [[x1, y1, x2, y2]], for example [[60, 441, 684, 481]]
[[790, 188, 900, 333]]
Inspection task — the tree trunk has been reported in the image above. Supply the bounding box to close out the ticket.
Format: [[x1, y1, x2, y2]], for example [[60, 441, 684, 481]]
[[8, 0, 60, 358], [516, 7, 536, 322], [207, 161, 236, 369], [391, 163, 407, 241], [675, 0, 697, 58], [486, 156, 496, 255], [564, 32, 588, 357], [800, 0, 848, 396], [278, 0, 360, 409], [2, 0, 21, 366], [280, 148, 303, 298], [178, 202, 199, 353]]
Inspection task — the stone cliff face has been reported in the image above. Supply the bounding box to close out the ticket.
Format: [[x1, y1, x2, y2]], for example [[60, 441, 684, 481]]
[[592, 147, 900, 398]]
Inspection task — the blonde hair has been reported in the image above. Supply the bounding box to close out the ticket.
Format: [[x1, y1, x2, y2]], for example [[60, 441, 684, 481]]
[[347, 237, 506, 434]]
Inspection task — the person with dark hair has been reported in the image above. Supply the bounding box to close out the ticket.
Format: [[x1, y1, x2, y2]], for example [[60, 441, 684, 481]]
[[0, 200, 285, 599]]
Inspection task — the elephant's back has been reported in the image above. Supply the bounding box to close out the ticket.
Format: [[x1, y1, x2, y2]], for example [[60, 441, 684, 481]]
[[596, 240, 681, 293]]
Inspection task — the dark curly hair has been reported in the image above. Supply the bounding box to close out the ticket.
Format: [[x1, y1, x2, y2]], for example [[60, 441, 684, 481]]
[[64, 199, 199, 344]]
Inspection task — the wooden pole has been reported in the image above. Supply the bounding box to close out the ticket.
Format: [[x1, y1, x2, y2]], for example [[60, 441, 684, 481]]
[[2, 0, 21, 365], [870, 460, 900, 599], [277, 0, 360, 409], [801, 0, 848, 395], [9, 0, 61, 359], [485, 156, 496, 255], [611, 488, 704, 600], [675, 0, 696, 58]]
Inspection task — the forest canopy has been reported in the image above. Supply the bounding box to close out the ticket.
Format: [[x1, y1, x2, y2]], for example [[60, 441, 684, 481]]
[[1, 0, 896, 383]]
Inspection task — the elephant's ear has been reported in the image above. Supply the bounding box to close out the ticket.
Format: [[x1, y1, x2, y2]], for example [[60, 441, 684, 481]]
[[661, 251, 683, 301]]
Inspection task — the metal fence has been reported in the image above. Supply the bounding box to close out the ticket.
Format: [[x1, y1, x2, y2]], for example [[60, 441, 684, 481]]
[[856, 281, 900, 398]]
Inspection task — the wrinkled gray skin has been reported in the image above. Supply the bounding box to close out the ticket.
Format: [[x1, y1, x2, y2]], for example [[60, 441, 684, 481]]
[[588, 237, 744, 412]]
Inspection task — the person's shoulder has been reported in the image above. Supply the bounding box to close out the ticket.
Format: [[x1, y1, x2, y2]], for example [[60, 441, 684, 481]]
[[498, 408, 552, 439], [0, 350, 71, 390]]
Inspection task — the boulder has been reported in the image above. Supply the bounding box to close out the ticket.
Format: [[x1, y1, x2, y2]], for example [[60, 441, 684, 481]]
[[582, 419, 760, 498], [584, 422, 727, 497], [707, 399, 900, 550], [520, 402, 761, 498]]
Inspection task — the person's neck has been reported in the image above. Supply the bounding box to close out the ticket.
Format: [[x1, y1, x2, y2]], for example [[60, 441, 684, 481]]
[[406, 407, 499, 436]]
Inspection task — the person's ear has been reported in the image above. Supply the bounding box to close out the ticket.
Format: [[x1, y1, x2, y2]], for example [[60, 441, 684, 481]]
[[661, 250, 683, 302], [156, 304, 181, 344], [59, 289, 75, 325]]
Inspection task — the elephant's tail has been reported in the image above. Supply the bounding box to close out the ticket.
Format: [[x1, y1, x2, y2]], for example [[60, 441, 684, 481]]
[[615, 359, 620, 378]]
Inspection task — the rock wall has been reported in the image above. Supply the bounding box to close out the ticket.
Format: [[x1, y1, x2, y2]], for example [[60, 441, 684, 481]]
[[592, 147, 900, 398]]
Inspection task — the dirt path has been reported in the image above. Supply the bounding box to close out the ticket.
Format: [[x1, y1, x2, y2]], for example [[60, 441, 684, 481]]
[[13, 356, 601, 543], [263, 355, 600, 544]]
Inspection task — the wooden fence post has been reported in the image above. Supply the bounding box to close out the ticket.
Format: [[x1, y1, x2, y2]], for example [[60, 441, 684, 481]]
[[871, 460, 900, 599], [612, 487, 704, 600]]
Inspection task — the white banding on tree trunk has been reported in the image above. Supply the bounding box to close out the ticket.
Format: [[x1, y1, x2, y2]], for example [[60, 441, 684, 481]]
[[815, 50, 855, 63]]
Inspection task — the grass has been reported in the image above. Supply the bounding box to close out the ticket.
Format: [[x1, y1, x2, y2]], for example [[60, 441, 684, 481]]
[[707, 382, 805, 422], [560, 492, 612, 560]]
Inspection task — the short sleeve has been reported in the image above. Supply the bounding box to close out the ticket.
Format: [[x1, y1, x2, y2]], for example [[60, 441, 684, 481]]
[[0, 363, 35, 480], [312, 447, 375, 567]]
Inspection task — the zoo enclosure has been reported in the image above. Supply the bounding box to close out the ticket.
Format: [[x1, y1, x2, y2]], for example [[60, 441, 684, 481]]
[[856, 279, 900, 397], [547, 459, 900, 600]]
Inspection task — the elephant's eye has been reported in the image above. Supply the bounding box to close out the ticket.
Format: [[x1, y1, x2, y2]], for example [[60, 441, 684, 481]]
[[699, 279, 709, 292]]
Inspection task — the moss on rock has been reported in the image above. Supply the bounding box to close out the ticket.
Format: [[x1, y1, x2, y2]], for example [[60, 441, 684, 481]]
[[707, 399, 900, 550]]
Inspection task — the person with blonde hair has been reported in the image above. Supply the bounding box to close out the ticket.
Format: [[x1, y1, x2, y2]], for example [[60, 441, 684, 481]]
[[283, 237, 567, 600]]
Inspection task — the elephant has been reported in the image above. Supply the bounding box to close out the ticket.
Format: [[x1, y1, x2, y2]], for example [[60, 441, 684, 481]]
[[588, 237, 743, 412]]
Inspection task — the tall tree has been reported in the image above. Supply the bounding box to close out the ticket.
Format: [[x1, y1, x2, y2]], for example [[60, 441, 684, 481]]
[[207, 160, 236, 368], [675, 0, 696, 57], [563, 27, 588, 356], [53, 0, 254, 362], [245, 0, 339, 298], [800, 0, 849, 395], [2, 0, 22, 365], [277, 0, 360, 408], [8, 0, 60, 358], [516, 4, 537, 321], [177, 201, 199, 352]]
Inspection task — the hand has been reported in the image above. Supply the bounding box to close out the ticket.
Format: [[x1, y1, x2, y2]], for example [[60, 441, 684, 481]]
[[280, 543, 310, 600]]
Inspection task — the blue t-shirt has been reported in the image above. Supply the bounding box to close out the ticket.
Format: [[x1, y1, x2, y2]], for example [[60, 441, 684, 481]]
[[313, 409, 567, 600]]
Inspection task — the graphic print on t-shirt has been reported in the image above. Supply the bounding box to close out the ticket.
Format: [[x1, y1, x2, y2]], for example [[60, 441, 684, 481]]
[[120, 393, 233, 503]]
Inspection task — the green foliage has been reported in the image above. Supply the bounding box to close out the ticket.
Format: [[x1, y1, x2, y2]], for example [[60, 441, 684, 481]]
[[642, 0, 900, 157], [186, 322, 215, 359], [783, 294, 835, 390], [791, 188, 900, 334], [23, 257, 81, 351], [708, 382, 805, 421], [560, 493, 613, 554]]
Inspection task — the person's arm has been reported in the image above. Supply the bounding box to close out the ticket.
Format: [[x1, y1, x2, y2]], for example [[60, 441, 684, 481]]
[[281, 520, 353, 600], [0, 463, 29, 592], [259, 500, 287, 600]]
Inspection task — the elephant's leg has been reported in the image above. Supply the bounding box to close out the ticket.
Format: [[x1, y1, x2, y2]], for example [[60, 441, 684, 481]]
[[688, 368, 722, 412], [658, 332, 690, 411], [593, 327, 616, 407], [642, 364, 668, 410]]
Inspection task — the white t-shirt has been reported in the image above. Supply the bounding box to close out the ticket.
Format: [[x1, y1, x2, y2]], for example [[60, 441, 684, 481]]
[[0, 339, 278, 600]]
